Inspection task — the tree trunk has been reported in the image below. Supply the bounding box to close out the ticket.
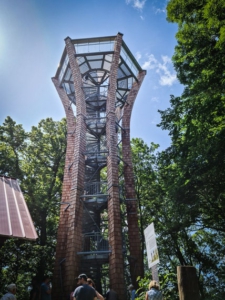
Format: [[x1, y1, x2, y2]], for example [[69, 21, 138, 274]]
[[177, 266, 200, 300]]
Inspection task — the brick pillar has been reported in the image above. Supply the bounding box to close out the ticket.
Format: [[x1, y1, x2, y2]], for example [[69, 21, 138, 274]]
[[106, 33, 126, 300], [52, 37, 86, 299], [51, 77, 76, 300], [63, 37, 86, 294], [122, 71, 146, 288]]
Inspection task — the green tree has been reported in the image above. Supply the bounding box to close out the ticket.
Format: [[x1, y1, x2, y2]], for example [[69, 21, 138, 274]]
[[149, 0, 225, 298], [22, 117, 67, 280], [0, 117, 67, 299], [0, 116, 28, 179]]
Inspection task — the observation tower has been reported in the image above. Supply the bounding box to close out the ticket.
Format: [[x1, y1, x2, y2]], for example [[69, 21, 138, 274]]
[[52, 33, 146, 300]]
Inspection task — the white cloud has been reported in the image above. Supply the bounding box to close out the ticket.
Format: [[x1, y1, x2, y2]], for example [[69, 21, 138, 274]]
[[153, 2, 166, 14], [126, 0, 147, 10], [141, 53, 177, 86], [141, 54, 158, 70], [155, 8, 166, 14], [161, 55, 171, 64], [159, 73, 177, 86]]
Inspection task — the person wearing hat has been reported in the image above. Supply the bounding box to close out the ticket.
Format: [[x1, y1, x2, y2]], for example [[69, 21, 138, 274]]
[[1, 283, 17, 300], [73, 274, 97, 300], [128, 284, 136, 300]]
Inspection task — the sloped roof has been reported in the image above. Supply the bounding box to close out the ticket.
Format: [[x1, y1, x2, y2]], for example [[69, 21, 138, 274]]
[[0, 176, 38, 241]]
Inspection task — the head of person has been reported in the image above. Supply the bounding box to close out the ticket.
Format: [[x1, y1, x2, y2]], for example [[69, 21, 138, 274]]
[[78, 274, 88, 285], [74, 277, 80, 286], [149, 281, 159, 290], [128, 284, 134, 291], [87, 278, 95, 288], [7, 284, 16, 294], [43, 276, 51, 284]]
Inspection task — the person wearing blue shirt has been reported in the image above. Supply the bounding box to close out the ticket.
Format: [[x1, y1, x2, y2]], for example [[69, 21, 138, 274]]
[[145, 280, 163, 300], [40, 276, 51, 300], [128, 284, 136, 300]]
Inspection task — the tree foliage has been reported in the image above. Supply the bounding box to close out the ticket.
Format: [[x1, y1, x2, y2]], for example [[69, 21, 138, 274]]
[[132, 1, 225, 299], [0, 117, 67, 299], [131, 1, 225, 299]]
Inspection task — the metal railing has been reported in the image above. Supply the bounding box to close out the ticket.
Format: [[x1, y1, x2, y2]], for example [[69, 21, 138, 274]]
[[83, 181, 108, 196], [78, 232, 111, 254]]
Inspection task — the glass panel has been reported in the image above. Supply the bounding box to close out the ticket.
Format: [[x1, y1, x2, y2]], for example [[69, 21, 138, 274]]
[[102, 76, 109, 85], [59, 55, 69, 81], [100, 86, 108, 96], [69, 94, 76, 105], [117, 89, 127, 97], [83, 79, 96, 87], [63, 82, 71, 94], [89, 60, 102, 69], [80, 63, 89, 74], [128, 59, 139, 77], [59, 71, 63, 82], [128, 77, 133, 89], [75, 41, 114, 54], [118, 79, 128, 89], [89, 70, 97, 78], [88, 43, 100, 52], [121, 46, 139, 77], [75, 44, 89, 54], [105, 54, 113, 62], [99, 41, 114, 51], [121, 47, 128, 62], [64, 68, 71, 80], [117, 68, 125, 79], [76, 56, 85, 65], [120, 63, 131, 76], [70, 83, 75, 93], [116, 91, 122, 99], [103, 60, 111, 71], [65, 55, 69, 65], [87, 55, 103, 60]]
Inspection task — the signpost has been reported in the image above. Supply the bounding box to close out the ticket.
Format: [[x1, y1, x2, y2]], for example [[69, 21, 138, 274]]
[[144, 223, 160, 282]]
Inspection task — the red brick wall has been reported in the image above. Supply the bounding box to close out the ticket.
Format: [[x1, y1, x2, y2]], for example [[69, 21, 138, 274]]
[[62, 37, 86, 293], [52, 37, 87, 299], [51, 77, 76, 299], [122, 70, 146, 288], [106, 33, 126, 300]]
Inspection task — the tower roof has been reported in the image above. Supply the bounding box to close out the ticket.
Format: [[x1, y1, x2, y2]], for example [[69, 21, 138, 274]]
[[0, 175, 38, 245]]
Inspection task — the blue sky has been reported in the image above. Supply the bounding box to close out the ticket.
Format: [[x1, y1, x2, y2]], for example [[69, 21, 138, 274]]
[[0, 0, 183, 150]]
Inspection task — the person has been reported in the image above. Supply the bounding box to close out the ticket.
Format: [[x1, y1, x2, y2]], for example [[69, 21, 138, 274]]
[[145, 280, 163, 300], [70, 278, 80, 300], [128, 284, 136, 300], [30, 277, 40, 300], [1, 283, 17, 300], [40, 276, 51, 300], [73, 274, 97, 300], [87, 278, 104, 300], [105, 285, 118, 300]]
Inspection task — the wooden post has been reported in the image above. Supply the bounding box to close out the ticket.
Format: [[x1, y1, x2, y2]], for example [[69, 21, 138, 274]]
[[151, 265, 159, 283], [177, 266, 200, 300]]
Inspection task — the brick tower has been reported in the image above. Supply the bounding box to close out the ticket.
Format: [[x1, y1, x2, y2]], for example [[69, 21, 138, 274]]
[[52, 33, 146, 300]]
